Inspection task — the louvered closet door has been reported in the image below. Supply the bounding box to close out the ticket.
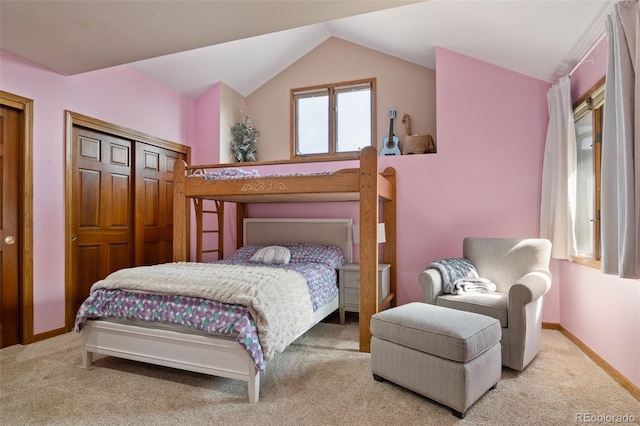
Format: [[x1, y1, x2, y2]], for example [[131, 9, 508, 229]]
[[72, 127, 134, 315], [134, 142, 185, 266]]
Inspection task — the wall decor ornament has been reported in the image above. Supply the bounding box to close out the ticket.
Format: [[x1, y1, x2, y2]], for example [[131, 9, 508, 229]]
[[401, 113, 436, 154], [231, 109, 259, 162]]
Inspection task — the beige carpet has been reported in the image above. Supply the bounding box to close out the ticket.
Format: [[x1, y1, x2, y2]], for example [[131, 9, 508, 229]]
[[1, 314, 638, 426]]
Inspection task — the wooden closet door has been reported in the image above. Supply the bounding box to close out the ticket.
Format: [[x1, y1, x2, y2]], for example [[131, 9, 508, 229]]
[[72, 127, 133, 314], [134, 142, 185, 266], [0, 105, 21, 348]]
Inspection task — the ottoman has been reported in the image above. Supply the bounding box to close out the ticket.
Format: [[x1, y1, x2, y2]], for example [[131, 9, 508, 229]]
[[370, 302, 501, 418]]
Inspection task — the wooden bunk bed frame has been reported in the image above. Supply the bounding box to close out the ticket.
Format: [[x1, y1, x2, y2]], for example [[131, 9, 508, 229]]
[[173, 145, 396, 352]]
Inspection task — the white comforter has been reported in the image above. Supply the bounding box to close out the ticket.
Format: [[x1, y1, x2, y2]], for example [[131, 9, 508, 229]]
[[89, 262, 316, 361]]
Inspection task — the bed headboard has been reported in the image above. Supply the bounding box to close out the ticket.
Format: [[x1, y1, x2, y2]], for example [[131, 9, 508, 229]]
[[243, 218, 353, 263]]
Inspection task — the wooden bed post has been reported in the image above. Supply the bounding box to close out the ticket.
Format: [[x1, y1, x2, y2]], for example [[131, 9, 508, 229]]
[[359, 146, 379, 353], [236, 203, 247, 250], [216, 201, 225, 260], [173, 160, 189, 262], [382, 167, 397, 308], [193, 198, 203, 262]]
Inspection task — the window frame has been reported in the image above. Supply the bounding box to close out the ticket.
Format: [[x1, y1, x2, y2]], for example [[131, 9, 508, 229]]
[[290, 78, 376, 161], [571, 76, 605, 269]]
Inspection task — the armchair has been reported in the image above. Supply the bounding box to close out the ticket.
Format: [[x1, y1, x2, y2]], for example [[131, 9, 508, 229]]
[[418, 237, 552, 371]]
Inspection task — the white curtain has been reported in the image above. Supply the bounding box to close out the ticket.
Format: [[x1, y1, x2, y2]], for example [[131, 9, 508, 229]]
[[540, 76, 578, 259], [601, 0, 640, 278]]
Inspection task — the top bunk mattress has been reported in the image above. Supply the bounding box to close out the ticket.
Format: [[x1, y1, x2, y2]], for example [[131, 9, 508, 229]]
[[190, 167, 334, 181]]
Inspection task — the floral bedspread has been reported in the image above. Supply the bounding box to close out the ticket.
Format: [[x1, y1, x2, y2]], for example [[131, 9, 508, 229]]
[[75, 289, 266, 370]]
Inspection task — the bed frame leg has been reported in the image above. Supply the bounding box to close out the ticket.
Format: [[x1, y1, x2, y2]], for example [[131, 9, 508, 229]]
[[248, 369, 260, 403], [81, 350, 93, 368]]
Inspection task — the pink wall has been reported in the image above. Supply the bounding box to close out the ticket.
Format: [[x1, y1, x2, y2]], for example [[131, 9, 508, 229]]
[[560, 37, 640, 388], [436, 47, 561, 323], [0, 51, 197, 334], [191, 84, 224, 259], [195, 83, 222, 164], [561, 262, 640, 386], [410, 48, 550, 303]]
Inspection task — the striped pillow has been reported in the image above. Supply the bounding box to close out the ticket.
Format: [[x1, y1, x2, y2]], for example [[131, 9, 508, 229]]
[[250, 246, 291, 265]]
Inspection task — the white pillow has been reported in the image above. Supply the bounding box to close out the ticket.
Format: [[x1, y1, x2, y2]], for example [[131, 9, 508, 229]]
[[250, 246, 291, 265]]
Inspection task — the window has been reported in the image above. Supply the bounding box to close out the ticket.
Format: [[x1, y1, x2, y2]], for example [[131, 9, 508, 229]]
[[291, 78, 375, 159], [572, 77, 604, 266]]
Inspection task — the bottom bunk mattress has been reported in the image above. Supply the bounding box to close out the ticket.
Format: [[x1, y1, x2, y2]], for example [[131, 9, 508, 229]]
[[75, 243, 344, 372]]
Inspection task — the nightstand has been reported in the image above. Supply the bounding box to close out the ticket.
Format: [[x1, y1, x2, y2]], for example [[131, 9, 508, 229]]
[[338, 263, 390, 325]]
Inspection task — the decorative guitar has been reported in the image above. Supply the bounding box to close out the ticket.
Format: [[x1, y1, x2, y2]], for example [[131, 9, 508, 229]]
[[380, 108, 401, 156]]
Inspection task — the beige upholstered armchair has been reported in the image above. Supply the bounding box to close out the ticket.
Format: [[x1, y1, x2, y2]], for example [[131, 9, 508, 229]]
[[419, 237, 552, 371]]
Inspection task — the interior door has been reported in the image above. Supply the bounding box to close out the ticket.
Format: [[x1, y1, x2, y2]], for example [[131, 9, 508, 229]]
[[71, 126, 134, 315], [0, 105, 21, 348], [134, 142, 185, 265]]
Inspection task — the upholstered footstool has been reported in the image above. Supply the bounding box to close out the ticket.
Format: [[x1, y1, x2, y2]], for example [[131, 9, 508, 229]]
[[370, 302, 501, 418]]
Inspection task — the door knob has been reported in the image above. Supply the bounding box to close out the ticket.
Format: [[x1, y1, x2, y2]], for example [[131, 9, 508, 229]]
[[4, 236, 16, 245], [71, 234, 77, 242]]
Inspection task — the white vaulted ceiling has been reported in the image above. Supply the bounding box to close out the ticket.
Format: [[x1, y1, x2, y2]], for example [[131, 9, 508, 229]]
[[0, 1, 615, 98]]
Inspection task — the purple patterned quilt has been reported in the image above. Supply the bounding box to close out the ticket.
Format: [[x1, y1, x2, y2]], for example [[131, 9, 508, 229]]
[[74, 244, 344, 372], [75, 289, 265, 369]]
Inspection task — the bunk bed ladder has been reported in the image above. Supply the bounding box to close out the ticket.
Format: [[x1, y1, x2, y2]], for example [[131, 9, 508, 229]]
[[194, 199, 224, 262]]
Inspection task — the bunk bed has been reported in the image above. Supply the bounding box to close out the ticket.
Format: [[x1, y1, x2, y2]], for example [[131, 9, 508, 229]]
[[173, 145, 397, 352], [77, 146, 396, 403]]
